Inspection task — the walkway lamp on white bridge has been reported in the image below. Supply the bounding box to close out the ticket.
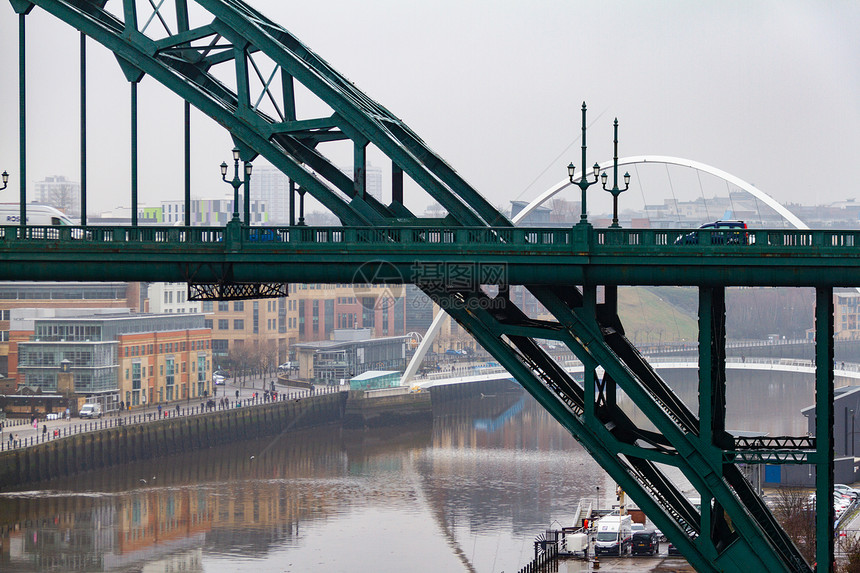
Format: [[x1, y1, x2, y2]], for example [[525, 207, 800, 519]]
[[220, 148, 253, 222], [601, 119, 630, 229], [568, 102, 602, 226], [0, 171, 8, 191]]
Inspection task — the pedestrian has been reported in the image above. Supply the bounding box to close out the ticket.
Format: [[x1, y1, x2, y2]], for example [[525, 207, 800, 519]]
[[120, 400, 125, 411], [42, 424, 47, 438], [13, 433, 18, 447], [235, 390, 239, 400], [157, 404, 162, 417], [175, 404, 180, 416]]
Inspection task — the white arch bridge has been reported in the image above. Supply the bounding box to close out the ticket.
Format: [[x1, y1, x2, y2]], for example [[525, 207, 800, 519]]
[[403, 155, 809, 385]]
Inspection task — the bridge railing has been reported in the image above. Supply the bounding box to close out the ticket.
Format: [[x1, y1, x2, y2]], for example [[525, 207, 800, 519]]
[[4, 224, 860, 254]]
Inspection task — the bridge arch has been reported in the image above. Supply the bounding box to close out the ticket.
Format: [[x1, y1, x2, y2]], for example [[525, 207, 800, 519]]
[[13, 0, 509, 228], [514, 155, 808, 229], [403, 156, 808, 385]]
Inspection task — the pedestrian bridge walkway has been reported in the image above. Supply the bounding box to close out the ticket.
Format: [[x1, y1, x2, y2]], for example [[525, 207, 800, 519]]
[[410, 357, 860, 390]]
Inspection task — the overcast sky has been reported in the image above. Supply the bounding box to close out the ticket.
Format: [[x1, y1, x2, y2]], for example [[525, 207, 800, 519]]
[[0, 1, 858, 220]]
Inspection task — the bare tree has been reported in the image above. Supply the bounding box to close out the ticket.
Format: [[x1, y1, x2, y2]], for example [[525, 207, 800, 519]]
[[839, 534, 860, 572], [772, 487, 816, 564]]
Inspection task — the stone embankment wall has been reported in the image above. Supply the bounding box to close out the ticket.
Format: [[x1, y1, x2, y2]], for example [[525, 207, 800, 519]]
[[0, 392, 347, 489]]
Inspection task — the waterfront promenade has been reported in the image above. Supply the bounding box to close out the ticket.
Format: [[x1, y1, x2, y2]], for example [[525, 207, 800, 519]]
[[0, 375, 337, 453]]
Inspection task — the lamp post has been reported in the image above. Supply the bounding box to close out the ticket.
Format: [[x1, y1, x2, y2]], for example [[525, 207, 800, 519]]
[[0, 171, 8, 191], [220, 148, 252, 222], [568, 102, 601, 226], [600, 119, 630, 228]]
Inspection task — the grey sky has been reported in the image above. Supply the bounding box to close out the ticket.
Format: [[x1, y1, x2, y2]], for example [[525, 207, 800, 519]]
[[0, 1, 858, 219]]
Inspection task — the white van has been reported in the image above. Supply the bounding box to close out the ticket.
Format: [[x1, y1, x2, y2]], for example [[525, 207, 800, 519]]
[[79, 403, 102, 419], [594, 514, 632, 555], [0, 204, 74, 226]]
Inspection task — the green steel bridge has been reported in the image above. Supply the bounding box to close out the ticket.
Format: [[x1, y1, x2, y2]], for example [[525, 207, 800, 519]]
[[2, 1, 852, 571]]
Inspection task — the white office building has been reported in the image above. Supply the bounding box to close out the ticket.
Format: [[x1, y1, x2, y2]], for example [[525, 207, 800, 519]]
[[147, 282, 201, 314], [34, 176, 81, 218], [253, 164, 383, 225]]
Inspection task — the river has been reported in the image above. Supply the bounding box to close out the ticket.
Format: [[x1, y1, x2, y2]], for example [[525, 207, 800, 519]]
[[0, 371, 814, 572]]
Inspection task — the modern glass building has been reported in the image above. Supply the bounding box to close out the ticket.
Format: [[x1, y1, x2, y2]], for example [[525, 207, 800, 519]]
[[15, 312, 211, 411]]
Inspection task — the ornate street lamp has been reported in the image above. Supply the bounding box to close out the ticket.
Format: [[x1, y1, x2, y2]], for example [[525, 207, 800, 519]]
[[568, 102, 601, 225], [220, 147, 252, 222], [601, 118, 631, 228], [0, 171, 8, 192]]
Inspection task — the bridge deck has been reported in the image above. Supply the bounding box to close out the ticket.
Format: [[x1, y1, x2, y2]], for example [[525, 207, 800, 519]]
[[2, 224, 860, 286]]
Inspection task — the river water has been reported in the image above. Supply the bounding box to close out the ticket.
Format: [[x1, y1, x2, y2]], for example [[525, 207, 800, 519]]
[[0, 371, 814, 573]]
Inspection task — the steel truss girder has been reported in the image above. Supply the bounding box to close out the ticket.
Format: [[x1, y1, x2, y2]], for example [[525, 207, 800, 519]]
[[727, 436, 816, 464], [187, 282, 287, 301], [23, 0, 510, 228], [419, 281, 812, 573]]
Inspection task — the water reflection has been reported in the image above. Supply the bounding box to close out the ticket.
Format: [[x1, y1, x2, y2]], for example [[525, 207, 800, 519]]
[[0, 370, 799, 572]]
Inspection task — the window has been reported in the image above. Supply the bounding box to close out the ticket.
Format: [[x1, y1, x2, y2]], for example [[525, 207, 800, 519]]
[[204, 319, 213, 330], [165, 358, 175, 401], [202, 301, 214, 312], [234, 319, 244, 330], [234, 301, 244, 311], [218, 301, 229, 312], [218, 319, 229, 330]]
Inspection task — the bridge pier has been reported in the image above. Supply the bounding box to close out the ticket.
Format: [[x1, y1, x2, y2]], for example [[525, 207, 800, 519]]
[[815, 287, 835, 573]]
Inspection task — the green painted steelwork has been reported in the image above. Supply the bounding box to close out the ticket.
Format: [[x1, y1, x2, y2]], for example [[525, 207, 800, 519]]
[[80, 31, 86, 226], [6, 2, 844, 571], [130, 81, 138, 226], [0, 225, 859, 288], [815, 287, 835, 573]]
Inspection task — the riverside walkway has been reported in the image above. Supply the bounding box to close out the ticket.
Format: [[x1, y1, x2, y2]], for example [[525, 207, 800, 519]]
[[0, 376, 339, 453]]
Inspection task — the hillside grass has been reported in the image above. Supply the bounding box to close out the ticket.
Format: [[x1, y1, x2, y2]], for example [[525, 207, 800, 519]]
[[617, 286, 699, 344]]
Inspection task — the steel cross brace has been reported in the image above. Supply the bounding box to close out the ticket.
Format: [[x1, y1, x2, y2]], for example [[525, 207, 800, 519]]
[[507, 283, 808, 573], [419, 284, 719, 572], [533, 283, 809, 572]]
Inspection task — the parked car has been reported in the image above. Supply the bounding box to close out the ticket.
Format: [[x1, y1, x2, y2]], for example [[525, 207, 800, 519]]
[[675, 220, 749, 245], [631, 530, 659, 556], [667, 542, 682, 556], [835, 484, 860, 499], [79, 403, 102, 419]]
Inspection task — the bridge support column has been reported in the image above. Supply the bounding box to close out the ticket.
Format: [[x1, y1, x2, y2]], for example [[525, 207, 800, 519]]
[[815, 287, 834, 573], [698, 286, 727, 557]]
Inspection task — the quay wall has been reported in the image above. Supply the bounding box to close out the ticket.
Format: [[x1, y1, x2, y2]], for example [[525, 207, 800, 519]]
[[343, 389, 432, 429], [0, 392, 347, 489]]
